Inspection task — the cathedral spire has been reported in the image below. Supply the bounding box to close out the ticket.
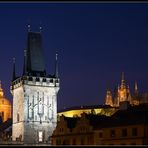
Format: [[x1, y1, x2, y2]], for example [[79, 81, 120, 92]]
[[23, 49, 27, 75], [12, 58, 16, 81], [121, 72, 125, 88], [55, 51, 58, 78], [135, 81, 138, 94]]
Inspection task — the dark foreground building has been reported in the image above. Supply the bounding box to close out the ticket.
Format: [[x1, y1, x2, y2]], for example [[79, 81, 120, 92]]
[[51, 103, 148, 145]]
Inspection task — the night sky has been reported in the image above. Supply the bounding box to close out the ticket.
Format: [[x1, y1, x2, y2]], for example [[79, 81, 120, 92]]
[[1, 2, 148, 111]]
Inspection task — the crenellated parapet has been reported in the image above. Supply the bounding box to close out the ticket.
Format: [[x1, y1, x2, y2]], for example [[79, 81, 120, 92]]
[[11, 76, 60, 91]]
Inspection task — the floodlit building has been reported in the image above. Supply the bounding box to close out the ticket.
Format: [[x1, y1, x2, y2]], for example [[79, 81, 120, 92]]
[[57, 105, 117, 118], [0, 82, 11, 122], [105, 72, 148, 107], [10, 25, 60, 144]]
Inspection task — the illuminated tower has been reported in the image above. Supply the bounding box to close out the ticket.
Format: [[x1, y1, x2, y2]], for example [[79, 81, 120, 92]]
[[105, 90, 113, 106], [114, 72, 132, 106], [10, 25, 60, 144], [0, 81, 11, 122]]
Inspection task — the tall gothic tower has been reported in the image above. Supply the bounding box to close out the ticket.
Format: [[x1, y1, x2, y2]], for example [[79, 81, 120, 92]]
[[10, 26, 60, 144]]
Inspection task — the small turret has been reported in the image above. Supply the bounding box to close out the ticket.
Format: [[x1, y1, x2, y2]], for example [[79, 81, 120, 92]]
[[105, 90, 113, 106]]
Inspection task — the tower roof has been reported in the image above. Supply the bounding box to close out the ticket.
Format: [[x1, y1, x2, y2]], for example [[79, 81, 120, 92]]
[[26, 31, 45, 76], [121, 72, 126, 89]]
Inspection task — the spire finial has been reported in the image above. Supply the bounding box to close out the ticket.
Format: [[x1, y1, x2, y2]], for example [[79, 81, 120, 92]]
[[28, 24, 31, 32], [12, 57, 16, 81], [122, 72, 124, 81], [0, 80, 3, 97], [55, 51, 58, 78], [39, 21, 42, 33], [23, 49, 27, 75], [39, 26, 42, 33], [121, 72, 125, 88]]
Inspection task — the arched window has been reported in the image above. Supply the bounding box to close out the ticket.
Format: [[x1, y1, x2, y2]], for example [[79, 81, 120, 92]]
[[17, 113, 20, 122]]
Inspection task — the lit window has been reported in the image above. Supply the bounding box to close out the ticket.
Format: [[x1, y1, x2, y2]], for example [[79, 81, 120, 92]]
[[38, 131, 43, 142]]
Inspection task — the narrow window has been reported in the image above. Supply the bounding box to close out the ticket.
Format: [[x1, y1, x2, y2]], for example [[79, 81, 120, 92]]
[[17, 113, 19, 122], [122, 128, 127, 137], [110, 130, 115, 137], [132, 128, 137, 136], [99, 132, 103, 138], [38, 131, 43, 142]]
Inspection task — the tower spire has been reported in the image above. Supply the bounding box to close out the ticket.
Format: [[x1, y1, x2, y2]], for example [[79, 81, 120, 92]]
[[12, 58, 16, 81], [23, 49, 27, 75], [55, 51, 58, 78], [121, 72, 125, 88], [28, 24, 31, 32], [135, 81, 138, 94]]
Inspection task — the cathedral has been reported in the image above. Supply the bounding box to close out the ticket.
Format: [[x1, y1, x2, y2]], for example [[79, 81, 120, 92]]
[[105, 73, 146, 107], [10, 25, 60, 144]]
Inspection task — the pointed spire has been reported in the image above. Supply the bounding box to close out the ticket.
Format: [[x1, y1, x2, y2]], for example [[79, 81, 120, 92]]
[[121, 72, 125, 88], [55, 51, 58, 78], [12, 58, 16, 81], [0, 81, 4, 97], [135, 81, 138, 95], [23, 49, 27, 75], [28, 24, 31, 32]]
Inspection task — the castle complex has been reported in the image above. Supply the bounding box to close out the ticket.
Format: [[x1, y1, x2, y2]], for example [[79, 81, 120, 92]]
[[105, 73, 147, 107]]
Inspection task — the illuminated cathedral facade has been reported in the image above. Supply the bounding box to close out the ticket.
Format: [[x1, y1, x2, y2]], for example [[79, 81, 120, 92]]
[[0, 82, 11, 122], [105, 73, 141, 107], [10, 26, 60, 144]]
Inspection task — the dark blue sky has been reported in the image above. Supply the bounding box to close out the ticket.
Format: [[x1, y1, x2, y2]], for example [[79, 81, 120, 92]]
[[1, 2, 148, 110]]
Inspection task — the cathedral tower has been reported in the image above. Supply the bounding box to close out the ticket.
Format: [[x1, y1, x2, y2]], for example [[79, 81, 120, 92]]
[[10, 26, 60, 144], [105, 90, 113, 106]]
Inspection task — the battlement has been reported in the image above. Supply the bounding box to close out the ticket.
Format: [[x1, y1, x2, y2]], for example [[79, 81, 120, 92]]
[[11, 76, 59, 90]]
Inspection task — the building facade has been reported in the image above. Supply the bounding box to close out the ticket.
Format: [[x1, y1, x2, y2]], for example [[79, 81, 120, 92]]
[[51, 113, 109, 145], [10, 27, 60, 144]]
